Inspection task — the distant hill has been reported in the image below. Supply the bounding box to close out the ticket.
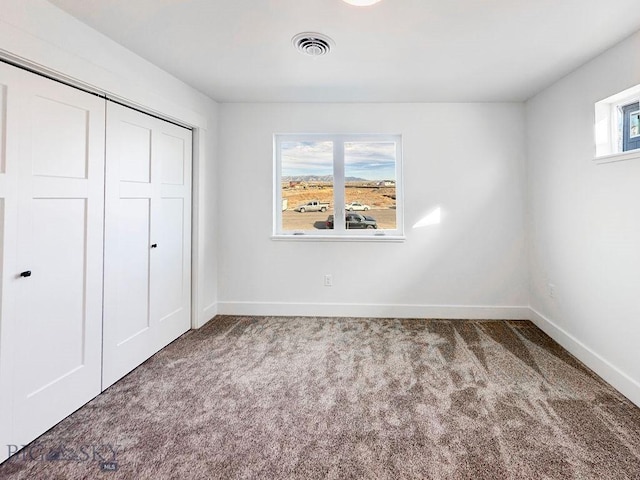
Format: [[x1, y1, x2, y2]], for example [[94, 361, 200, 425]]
[[283, 175, 367, 182]]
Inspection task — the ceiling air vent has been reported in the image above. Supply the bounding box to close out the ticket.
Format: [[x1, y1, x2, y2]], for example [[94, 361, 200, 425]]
[[292, 32, 334, 57]]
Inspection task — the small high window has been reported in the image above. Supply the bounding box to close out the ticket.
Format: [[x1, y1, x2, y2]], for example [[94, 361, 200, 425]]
[[622, 103, 640, 152], [273, 134, 403, 240], [595, 84, 640, 161]]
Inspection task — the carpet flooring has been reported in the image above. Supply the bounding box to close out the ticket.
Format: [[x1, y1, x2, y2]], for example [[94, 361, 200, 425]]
[[1, 316, 639, 479]]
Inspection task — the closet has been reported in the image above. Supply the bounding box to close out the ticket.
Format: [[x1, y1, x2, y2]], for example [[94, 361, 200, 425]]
[[103, 102, 192, 388], [0, 62, 192, 460], [0, 62, 105, 451]]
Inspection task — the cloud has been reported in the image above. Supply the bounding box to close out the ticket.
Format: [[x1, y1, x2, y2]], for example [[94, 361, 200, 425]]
[[282, 141, 333, 176], [281, 140, 397, 180], [345, 142, 396, 180]]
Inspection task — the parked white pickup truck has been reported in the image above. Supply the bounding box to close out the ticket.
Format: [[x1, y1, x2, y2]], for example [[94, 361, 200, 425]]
[[294, 201, 330, 213], [345, 202, 370, 211]]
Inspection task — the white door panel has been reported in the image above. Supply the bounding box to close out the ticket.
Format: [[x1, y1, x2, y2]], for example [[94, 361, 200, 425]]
[[103, 102, 191, 389], [115, 198, 151, 343], [159, 132, 186, 185], [31, 95, 90, 179], [19, 198, 87, 394], [0, 62, 105, 455], [0, 75, 16, 461], [155, 197, 185, 320], [103, 107, 155, 386], [118, 121, 152, 183]]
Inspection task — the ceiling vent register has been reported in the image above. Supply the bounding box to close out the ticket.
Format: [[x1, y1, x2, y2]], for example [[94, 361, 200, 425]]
[[292, 32, 334, 57]]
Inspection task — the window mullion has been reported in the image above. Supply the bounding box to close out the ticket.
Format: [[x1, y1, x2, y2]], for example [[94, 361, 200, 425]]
[[274, 137, 283, 235], [333, 139, 346, 233]]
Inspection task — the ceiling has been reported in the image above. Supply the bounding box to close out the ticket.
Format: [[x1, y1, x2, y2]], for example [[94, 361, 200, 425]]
[[48, 0, 640, 103]]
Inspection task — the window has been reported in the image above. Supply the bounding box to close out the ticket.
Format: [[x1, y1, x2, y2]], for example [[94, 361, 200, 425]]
[[274, 134, 403, 240], [595, 84, 640, 161], [623, 103, 640, 151]]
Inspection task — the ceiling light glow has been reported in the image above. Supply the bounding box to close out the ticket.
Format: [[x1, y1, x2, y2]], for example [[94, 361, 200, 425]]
[[342, 0, 383, 6]]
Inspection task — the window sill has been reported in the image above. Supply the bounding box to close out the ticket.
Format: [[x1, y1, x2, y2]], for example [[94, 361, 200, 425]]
[[594, 149, 640, 164], [271, 234, 406, 243]]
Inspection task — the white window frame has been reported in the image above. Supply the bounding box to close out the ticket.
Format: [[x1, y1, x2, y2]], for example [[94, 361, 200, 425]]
[[273, 133, 404, 241], [629, 108, 640, 139], [594, 83, 640, 163]]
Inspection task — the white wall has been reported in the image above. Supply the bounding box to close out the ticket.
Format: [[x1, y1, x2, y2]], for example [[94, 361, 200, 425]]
[[526, 31, 640, 406], [217, 103, 528, 318], [0, 0, 219, 327]]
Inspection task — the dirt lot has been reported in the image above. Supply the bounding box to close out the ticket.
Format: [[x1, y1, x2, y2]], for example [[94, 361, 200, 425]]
[[281, 183, 397, 230], [282, 208, 396, 230], [283, 184, 396, 211]]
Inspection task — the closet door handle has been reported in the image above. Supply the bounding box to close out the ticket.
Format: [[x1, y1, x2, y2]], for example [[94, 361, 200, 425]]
[[151, 244, 158, 249], [20, 270, 32, 278]]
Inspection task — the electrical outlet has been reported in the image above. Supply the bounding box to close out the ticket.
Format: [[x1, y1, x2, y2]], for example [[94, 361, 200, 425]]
[[324, 274, 333, 287], [548, 283, 556, 298]]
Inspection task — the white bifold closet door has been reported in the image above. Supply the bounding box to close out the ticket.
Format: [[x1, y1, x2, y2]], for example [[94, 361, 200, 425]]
[[0, 62, 105, 453], [103, 102, 192, 389]]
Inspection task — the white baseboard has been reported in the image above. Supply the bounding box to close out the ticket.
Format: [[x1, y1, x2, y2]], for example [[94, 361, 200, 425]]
[[529, 307, 640, 408], [216, 301, 530, 320], [194, 302, 218, 329]]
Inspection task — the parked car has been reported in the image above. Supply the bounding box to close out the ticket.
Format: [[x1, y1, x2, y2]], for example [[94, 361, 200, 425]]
[[345, 202, 370, 211], [294, 200, 329, 213], [326, 213, 377, 229]]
